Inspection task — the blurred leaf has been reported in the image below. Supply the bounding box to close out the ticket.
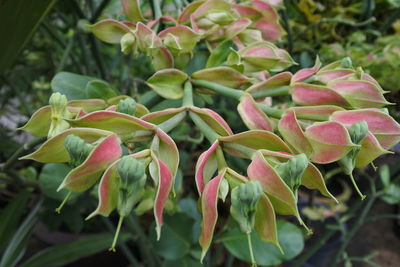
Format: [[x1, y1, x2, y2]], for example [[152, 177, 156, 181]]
[[162, 256, 204, 267], [150, 213, 195, 260], [379, 165, 390, 188], [0, 190, 31, 253], [85, 80, 118, 100], [220, 220, 304, 266], [20, 233, 130, 267], [206, 40, 233, 68], [51, 72, 97, 100], [381, 183, 400, 204], [0, 199, 43, 267], [0, 0, 56, 73], [38, 163, 76, 201]]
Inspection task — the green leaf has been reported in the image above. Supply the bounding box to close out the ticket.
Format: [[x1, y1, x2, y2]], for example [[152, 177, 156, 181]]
[[206, 40, 234, 68], [51, 72, 98, 100], [220, 220, 304, 266], [0, 0, 56, 73], [85, 80, 118, 100], [38, 163, 76, 201], [147, 69, 189, 99], [0, 190, 31, 253], [0, 199, 43, 267], [19, 233, 130, 267], [162, 257, 204, 267], [150, 213, 195, 260]]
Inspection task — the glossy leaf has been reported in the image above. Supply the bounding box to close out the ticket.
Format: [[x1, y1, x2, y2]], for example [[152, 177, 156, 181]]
[[195, 141, 219, 194], [238, 93, 273, 131], [20, 128, 113, 163], [305, 121, 355, 163], [90, 19, 131, 44], [199, 169, 226, 261], [58, 134, 122, 192], [147, 69, 189, 99], [192, 66, 250, 89]]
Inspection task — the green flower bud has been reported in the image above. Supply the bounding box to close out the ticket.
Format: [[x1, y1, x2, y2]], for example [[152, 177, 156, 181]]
[[117, 156, 147, 217], [64, 134, 94, 167], [340, 57, 353, 69], [163, 33, 182, 53], [121, 32, 136, 55], [206, 11, 235, 25], [48, 93, 70, 138], [230, 181, 263, 234], [275, 154, 308, 193], [347, 121, 368, 145], [116, 98, 137, 116]]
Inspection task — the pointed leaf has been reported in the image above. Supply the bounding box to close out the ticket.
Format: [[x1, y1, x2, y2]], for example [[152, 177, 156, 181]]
[[190, 107, 233, 136], [142, 107, 186, 124], [248, 151, 299, 217], [254, 194, 280, 249], [305, 121, 355, 163], [147, 69, 189, 99], [154, 128, 180, 178], [195, 141, 219, 195], [192, 67, 250, 89], [150, 154, 174, 240], [355, 132, 389, 168], [90, 19, 131, 44], [291, 83, 348, 106], [260, 150, 336, 201], [159, 25, 200, 53], [238, 93, 273, 131], [220, 130, 292, 158], [20, 128, 113, 163], [199, 169, 226, 261], [122, 0, 145, 22], [206, 40, 234, 68], [67, 110, 155, 135], [330, 109, 400, 149], [278, 110, 312, 155], [58, 134, 122, 192], [291, 57, 321, 83]]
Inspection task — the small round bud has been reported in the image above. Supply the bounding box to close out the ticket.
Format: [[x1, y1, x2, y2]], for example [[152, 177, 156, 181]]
[[121, 33, 135, 54], [64, 134, 94, 167], [116, 98, 136, 116]]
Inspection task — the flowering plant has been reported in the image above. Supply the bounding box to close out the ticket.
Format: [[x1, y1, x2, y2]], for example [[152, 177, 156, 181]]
[[18, 0, 400, 266]]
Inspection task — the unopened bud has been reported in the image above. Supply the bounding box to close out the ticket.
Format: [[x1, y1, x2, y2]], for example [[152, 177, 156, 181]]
[[121, 33, 135, 54], [64, 134, 94, 167], [206, 11, 235, 25], [48, 93, 70, 138], [116, 98, 136, 116], [117, 156, 147, 216], [162, 33, 181, 53], [275, 154, 308, 193], [347, 121, 368, 144], [340, 57, 353, 69], [230, 181, 263, 234]]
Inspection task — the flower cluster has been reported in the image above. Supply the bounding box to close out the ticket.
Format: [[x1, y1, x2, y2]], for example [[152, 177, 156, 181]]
[[19, 0, 400, 264]]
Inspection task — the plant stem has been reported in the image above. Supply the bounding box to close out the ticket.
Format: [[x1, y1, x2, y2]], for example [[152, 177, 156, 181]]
[[109, 216, 124, 252], [126, 214, 160, 267], [55, 191, 72, 214], [216, 147, 227, 169], [158, 111, 187, 133], [250, 86, 291, 98], [101, 217, 140, 266], [2, 137, 46, 172], [192, 79, 243, 100], [348, 172, 366, 200], [247, 233, 257, 267], [189, 112, 221, 143], [182, 81, 194, 107]]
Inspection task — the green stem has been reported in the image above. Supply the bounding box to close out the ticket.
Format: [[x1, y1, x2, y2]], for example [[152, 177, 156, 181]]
[[182, 81, 194, 107], [250, 86, 290, 98], [247, 233, 257, 267], [121, 130, 153, 143], [101, 217, 139, 266], [55, 191, 72, 214], [158, 111, 187, 133], [150, 0, 163, 32], [192, 79, 328, 121], [109, 216, 124, 252], [189, 112, 221, 143], [2, 137, 46, 172], [192, 79, 243, 100], [348, 172, 366, 200], [216, 147, 227, 169]]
